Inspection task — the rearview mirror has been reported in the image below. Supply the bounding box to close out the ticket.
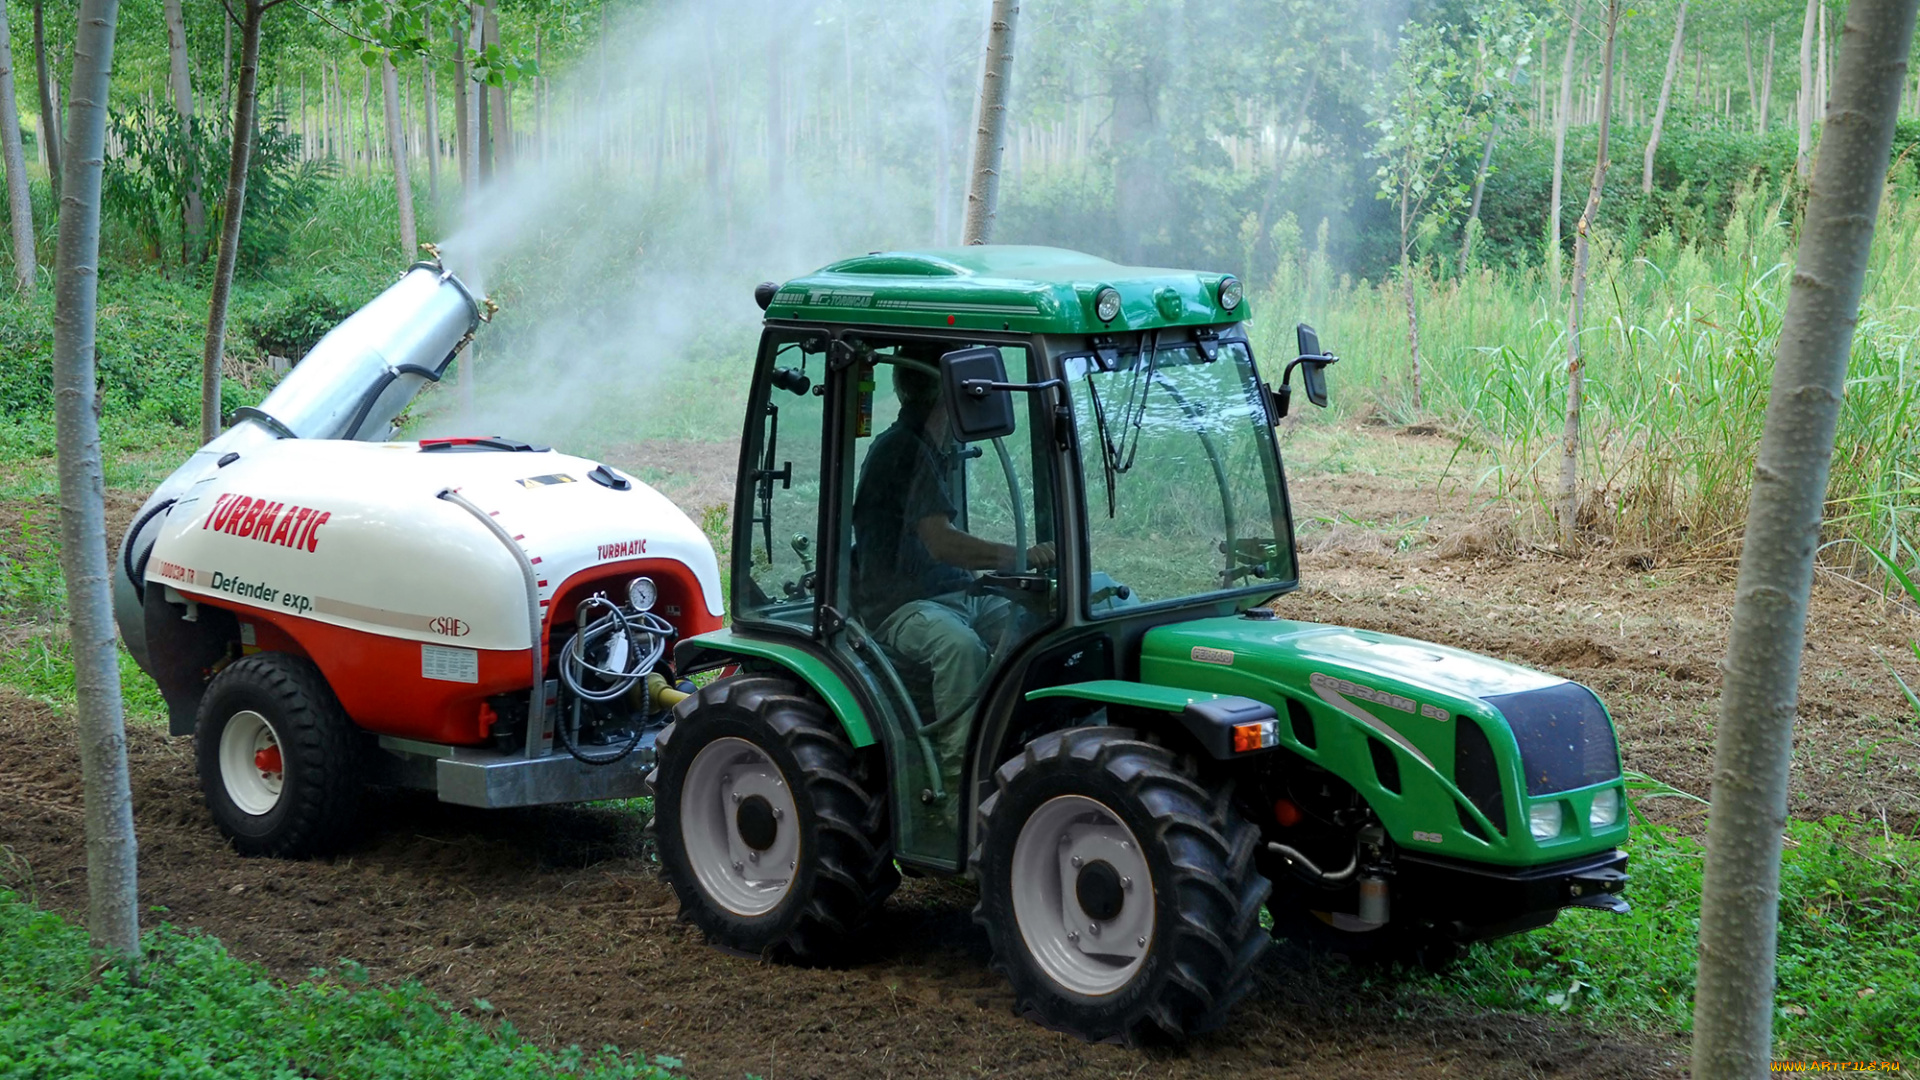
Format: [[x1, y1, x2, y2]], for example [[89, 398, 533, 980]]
[[1297, 322, 1321, 360], [1301, 359, 1329, 408], [939, 347, 1017, 442]]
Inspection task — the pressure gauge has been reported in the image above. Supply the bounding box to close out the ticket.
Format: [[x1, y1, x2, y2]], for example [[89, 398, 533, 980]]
[[627, 576, 658, 612]]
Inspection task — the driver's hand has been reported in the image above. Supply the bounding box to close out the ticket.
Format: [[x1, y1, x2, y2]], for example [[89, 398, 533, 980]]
[[1026, 542, 1057, 570]]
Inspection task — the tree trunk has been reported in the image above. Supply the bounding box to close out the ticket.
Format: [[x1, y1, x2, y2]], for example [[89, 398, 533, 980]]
[[0, 0, 38, 295], [1550, 0, 1584, 297], [1692, 3, 1917, 1076], [381, 55, 415, 258], [422, 51, 439, 203], [1644, 0, 1687, 194], [452, 15, 469, 190], [464, 1, 482, 195], [701, 9, 722, 200], [1744, 23, 1759, 124], [1818, 4, 1830, 119], [200, 0, 266, 447], [1558, 0, 1621, 549], [767, 34, 784, 198], [221, 11, 231, 113], [162, 0, 207, 264], [359, 68, 372, 176], [485, 0, 508, 175], [962, 0, 1018, 245], [1402, 251, 1422, 409], [54, 0, 140, 966], [1459, 116, 1500, 275], [533, 26, 543, 164], [1799, 0, 1819, 177], [32, 0, 60, 198], [1762, 30, 1776, 133]]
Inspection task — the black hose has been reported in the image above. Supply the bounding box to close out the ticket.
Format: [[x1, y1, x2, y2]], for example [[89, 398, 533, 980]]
[[553, 707, 648, 767], [122, 498, 176, 604]]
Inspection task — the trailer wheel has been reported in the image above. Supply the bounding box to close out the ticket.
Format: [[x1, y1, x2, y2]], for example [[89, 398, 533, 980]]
[[651, 676, 898, 962], [195, 652, 361, 858], [972, 727, 1270, 1044]]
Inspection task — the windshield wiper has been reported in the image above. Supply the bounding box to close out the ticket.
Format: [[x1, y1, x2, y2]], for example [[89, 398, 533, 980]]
[[1084, 330, 1163, 519]]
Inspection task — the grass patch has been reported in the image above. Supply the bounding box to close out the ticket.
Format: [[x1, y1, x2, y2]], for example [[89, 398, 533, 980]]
[[1415, 817, 1920, 1061], [0, 892, 681, 1078]]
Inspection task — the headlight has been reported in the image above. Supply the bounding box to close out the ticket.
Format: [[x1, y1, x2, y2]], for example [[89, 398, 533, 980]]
[[1094, 286, 1122, 323], [1217, 276, 1243, 311], [1528, 802, 1564, 841], [1589, 788, 1622, 829], [627, 576, 658, 612]]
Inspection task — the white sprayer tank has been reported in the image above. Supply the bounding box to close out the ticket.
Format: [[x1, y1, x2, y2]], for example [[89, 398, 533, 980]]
[[144, 438, 723, 746]]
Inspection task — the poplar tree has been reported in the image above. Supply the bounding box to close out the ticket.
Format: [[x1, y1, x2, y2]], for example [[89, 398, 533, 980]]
[[1692, 2, 1919, 1075]]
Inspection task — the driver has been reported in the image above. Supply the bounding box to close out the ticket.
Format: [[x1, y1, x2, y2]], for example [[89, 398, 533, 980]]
[[852, 353, 1054, 739]]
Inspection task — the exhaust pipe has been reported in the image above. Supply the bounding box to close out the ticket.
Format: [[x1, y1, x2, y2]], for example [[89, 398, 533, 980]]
[[114, 258, 485, 669]]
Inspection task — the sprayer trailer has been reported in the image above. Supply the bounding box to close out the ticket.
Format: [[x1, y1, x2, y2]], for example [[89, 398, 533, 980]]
[[643, 246, 1630, 1044], [115, 259, 723, 857]]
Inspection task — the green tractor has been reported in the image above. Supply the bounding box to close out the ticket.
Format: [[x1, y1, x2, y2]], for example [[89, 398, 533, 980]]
[[649, 246, 1629, 1043]]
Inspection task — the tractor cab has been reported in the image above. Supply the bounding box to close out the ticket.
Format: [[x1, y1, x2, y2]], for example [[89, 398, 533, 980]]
[[694, 247, 1322, 868], [658, 246, 1626, 1044]]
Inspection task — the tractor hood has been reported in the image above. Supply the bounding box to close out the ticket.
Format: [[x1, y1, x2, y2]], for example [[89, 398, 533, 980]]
[[1138, 616, 1618, 797]]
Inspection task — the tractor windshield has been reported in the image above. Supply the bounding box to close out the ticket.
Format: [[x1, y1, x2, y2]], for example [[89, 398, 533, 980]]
[[1065, 340, 1295, 610]]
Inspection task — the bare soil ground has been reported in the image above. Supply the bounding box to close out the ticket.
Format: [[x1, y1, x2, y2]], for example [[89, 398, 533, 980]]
[[7, 422, 1916, 1077]]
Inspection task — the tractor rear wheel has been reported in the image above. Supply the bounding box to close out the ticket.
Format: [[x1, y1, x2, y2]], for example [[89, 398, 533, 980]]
[[651, 676, 898, 963], [972, 726, 1270, 1043], [195, 652, 362, 858]]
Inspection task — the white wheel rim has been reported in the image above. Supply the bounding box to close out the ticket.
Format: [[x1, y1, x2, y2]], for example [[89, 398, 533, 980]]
[[1010, 794, 1156, 996], [679, 736, 801, 917], [219, 709, 285, 816]]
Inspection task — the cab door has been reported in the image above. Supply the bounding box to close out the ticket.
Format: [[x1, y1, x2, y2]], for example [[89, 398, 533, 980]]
[[819, 335, 1060, 869]]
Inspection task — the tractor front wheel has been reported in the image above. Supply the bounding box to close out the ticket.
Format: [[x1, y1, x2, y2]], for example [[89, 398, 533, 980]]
[[195, 652, 362, 858], [972, 727, 1270, 1043], [651, 676, 898, 963]]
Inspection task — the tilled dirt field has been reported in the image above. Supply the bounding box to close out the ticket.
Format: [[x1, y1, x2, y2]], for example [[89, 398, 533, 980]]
[[7, 425, 1917, 1077], [0, 693, 1679, 1079]]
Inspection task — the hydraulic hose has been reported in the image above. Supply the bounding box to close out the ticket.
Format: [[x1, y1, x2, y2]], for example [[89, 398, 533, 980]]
[[1267, 841, 1359, 884]]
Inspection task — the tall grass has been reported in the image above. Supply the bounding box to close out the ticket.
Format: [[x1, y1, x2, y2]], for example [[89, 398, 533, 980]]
[[1254, 184, 1920, 559]]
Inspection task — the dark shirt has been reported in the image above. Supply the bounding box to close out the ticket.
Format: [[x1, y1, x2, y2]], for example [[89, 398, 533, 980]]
[[852, 407, 973, 620]]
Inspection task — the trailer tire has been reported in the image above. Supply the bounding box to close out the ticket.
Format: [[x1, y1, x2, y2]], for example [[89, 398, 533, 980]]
[[972, 726, 1270, 1044], [195, 652, 361, 858], [650, 676, 898, 963]]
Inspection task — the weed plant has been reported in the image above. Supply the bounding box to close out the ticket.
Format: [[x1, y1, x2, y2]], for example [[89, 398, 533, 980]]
[[0, 893, 681, 1078], [1255, 182, 1920, 561]]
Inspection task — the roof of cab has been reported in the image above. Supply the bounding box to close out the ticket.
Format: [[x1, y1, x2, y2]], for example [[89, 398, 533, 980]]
[[768, 245, 1246, 336]]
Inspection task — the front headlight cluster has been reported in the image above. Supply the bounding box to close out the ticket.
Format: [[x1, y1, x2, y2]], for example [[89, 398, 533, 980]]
[[1588, 787, 1622, 829], [1528, 802, 1564, 841]]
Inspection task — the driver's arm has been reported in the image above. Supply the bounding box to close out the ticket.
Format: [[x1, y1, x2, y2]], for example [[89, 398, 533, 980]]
[[916, 515, 1056, 571]]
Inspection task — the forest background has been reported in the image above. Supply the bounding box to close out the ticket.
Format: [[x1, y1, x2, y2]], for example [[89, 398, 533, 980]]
[[6, 0, 1920, 1070]]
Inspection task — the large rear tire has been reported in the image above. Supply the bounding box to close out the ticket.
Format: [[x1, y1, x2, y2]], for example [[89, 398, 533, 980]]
[[972, 726, 1270, 1043], [650, 676, 898, 963], [195, 652, 362, 858]]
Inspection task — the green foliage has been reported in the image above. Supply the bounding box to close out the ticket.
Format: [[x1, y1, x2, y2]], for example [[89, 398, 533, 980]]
[[102, 104, 336, 274], [247, 288, 355, 360], [0, 893, 682, 1078], [1426, 818, 1920, 1061]]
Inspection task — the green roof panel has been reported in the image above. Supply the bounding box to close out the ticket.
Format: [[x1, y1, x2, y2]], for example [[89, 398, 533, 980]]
[[769, 245, 1247, 335]]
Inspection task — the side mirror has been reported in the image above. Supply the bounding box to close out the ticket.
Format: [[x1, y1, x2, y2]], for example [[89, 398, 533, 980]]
[[1296, 323, 1321, 360], [1301, 359, 1329, 408], [939, 346, 1017, 442]]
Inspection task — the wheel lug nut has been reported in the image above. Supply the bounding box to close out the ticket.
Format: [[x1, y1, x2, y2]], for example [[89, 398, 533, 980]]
[[732, 792, 742, 804], [732, 861, 743, 872], [1137, 936, 1147, 947], [1070, 855, 1082, 868], [1122, 876, 1132, 890], [749, 851, 759, 864], [773, 808, 783, 820], [1059, 834, 1071, 845], [1067, 931, 1079, 942], [722, 774, 731, 784], [1087, 923, 1100, 937]]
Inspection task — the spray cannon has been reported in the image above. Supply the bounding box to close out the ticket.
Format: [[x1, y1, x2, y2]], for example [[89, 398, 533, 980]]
[[113, 257, 722, 858]]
